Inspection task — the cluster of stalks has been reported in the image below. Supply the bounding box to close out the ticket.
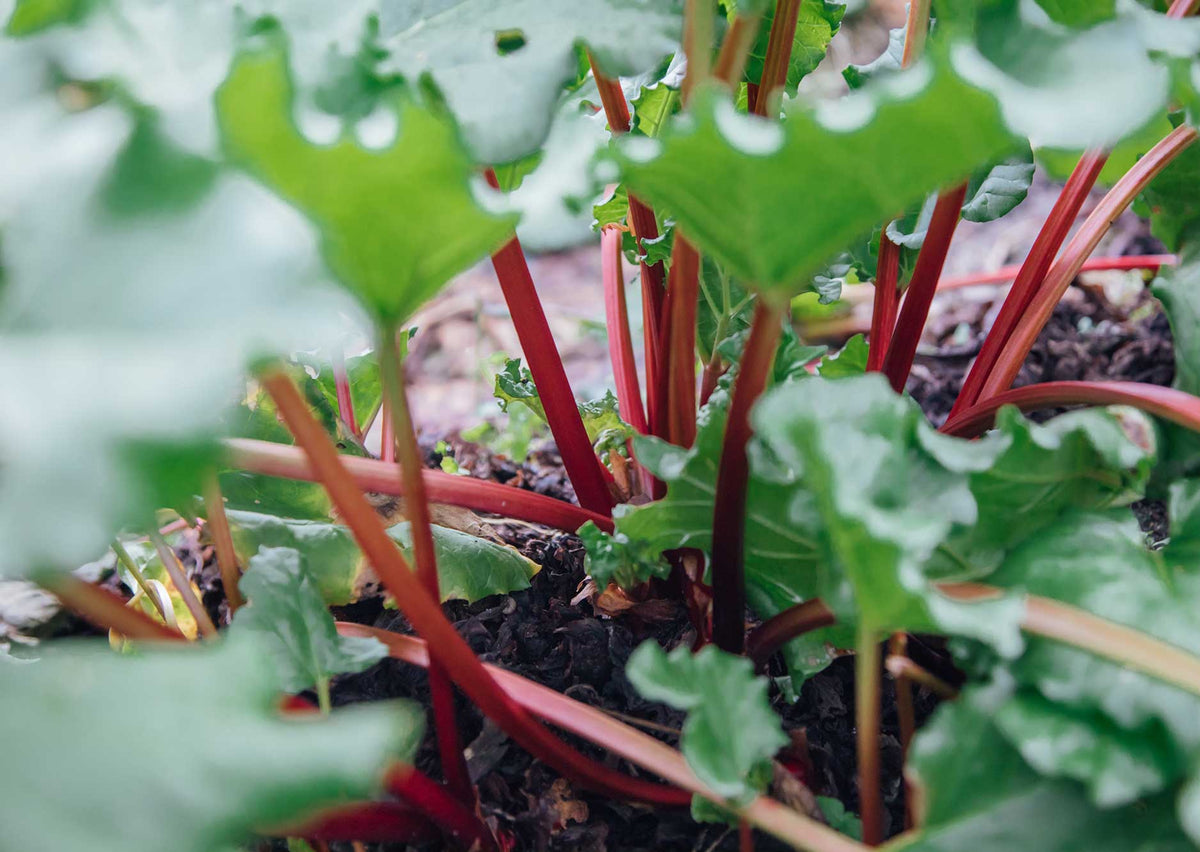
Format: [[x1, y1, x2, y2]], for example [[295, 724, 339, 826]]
[[48, 0, 1200, 849]]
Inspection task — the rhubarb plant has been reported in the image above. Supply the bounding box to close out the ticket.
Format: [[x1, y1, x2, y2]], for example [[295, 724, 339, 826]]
[[8, 0, 1200, 851]]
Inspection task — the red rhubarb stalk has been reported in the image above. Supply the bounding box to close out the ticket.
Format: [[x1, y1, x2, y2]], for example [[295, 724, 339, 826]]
[[867, 0, 928, 374], [661, 238, 702, 446], [751, 0, 802, 116], [710, 299, 786, 654], [333, 349, 360, 440], [379, 328, 475, 808], [880, 182, 969, 393], [386, 765, 496, 851], [225, 438, 613, 533], [866, 236, 901, 373], [602, 227, 649, 434], [940, 380, 1200, 438], [589, 59, 667, 410], [484, 168, 616, 515], [950, 151, 1108, 414], [261, 370, 682, 806], [285, 801, 435, 844], [937, 254, 1174, 292], [979, 126, 1198, 399]]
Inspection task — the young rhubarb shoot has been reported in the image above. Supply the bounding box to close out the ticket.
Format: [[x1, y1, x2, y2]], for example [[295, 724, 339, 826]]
[[602, 227, 649, 434]]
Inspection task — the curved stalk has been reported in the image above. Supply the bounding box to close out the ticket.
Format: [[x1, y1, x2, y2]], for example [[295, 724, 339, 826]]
[[979, 125, 1198, 399], [282, 800, 434, 844], [900, 0, 932, 66], [746, 599, 837, 667], [950, 151, 1109, 414], [379, 328, 474, 808], [880, 182, 969, 393], [711, 299, 786, 653], [483, 169, 616, 515], [940, 380, 1200, 438], [261, 369, 683, 806], [602, 227, 649, 434], [385, 765, 496, 851], [341, 623, 868, 852], [203, 474, 243, 613], [681, 0, 715, 104], [225, 437, 614, 534]]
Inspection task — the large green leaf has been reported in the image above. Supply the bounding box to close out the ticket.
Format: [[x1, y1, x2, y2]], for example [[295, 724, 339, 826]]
[[950, 0, 1200, 151], [376, 0, 684, 163], [898, 680, 1193, 852], [226, 510, 538, 605], [617, 58, 1015, 291], [0, 635, 421, 852], [1140, 116, 1200, 254], [1147, 244, 1200, 489], [231, 546, 386, 694], [931, 406, 1152, 579], [627, 641, 786, 804], [217, 37, 516, 325], [753, 375, 1025, 651], [0, 40, 354, 582], [974, 510, 1200, 835]]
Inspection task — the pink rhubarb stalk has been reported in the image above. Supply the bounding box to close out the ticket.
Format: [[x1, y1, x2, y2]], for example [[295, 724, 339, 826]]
[[484, 168, 616, 515], [225, 437, 613, 534], [602, 227, 649, 434]]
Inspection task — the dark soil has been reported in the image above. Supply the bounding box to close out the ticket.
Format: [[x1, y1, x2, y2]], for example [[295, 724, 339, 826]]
[[33, 278, 1177, 851]]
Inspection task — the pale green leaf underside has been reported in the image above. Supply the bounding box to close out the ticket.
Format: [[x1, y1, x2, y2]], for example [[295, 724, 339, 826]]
[[0, 636, 421, 852]]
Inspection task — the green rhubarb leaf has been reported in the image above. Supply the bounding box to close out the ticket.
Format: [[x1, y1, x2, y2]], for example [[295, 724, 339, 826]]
[[376, 0, 685, 163], [901, 680, 1193, 852], [579, 520, 670, 590], [617, 57, 1015, 291], [986, 511, 1200, 754], [217, 37, 516, 325], [294, 350, 383, 441], [1034, 0, 1116, 26], [842, 24, 905, 89], [226, 510, 538, 605], [1147, 244, 1200, 489], [969, 510, 1200, 833], [231, 546, 386, 694], [627, 641, 786, 804], [631, 80, 681, 138], [950, 0, 1200, 152], [5, 0, 91, 34], [218, 389, 337, 522], [1139, 114, 1200, 253], [0, 42, 353, 581], [1164, 478, 1200, 570], [753, 375, 1025, 651], [814, 333, 867, 378], [931, 406, 1153, 579], [494, 358, 633, 444], [0, 635, 421, 852]]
